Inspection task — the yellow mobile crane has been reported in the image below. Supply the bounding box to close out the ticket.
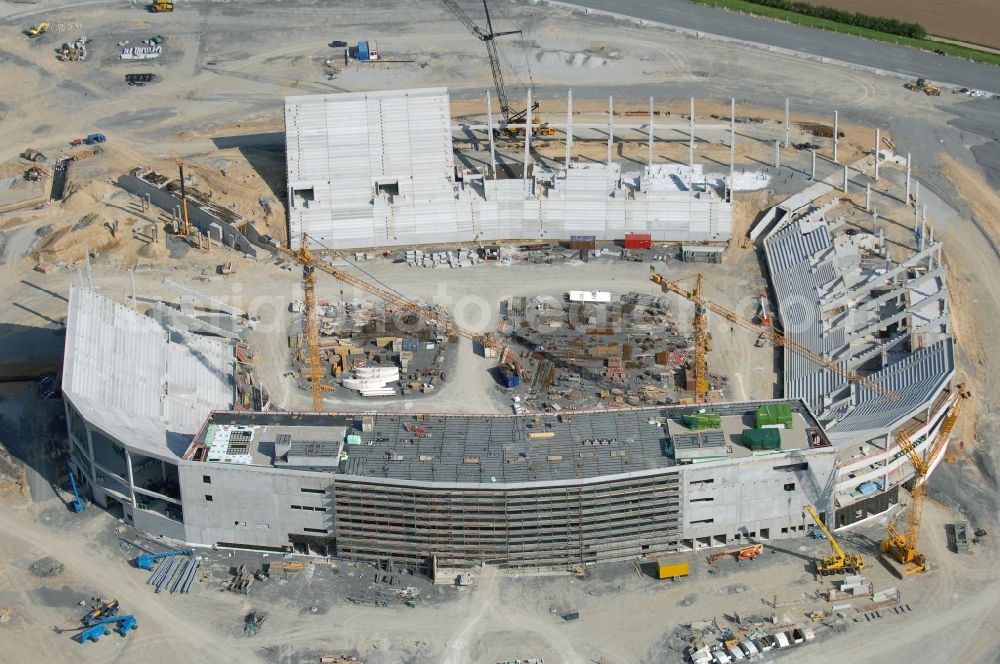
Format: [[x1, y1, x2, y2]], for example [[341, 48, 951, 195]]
[[881, 385, 970, 574], [649, 270, 899, 402], [805, 504, 865, 575]]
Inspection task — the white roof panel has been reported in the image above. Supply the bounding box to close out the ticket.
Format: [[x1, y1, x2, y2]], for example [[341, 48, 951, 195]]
[[62, 287, 234, 459]]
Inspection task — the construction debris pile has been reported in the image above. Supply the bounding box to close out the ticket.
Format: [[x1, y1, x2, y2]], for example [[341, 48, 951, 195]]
[[289, 300, 453, 399], [28, 557, 65, 578], [58, 37, 89, 62], [683, 613, 821, 664], [347, 560, 421, 607], [494, 290, 723, 412], [404, 248, 480, 269], [120, 36, 166, 60], [243, 611, 265, 637]]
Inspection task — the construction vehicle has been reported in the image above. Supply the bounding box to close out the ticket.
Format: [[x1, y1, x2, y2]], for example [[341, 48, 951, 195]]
[[881, 385, 970, 574], [707, 543, 763, 565], [441, 0, 539, 133], [82, 599, 119, 626], [76, 615, 137, 643], [66, 460, 84, 513], [904, 78, 942, 96], [71, 133, 106, 146], [24, 165, 49, 181], [650, 271, 899, 402], [150, 0, 174, 11], [804, 504, 864, 575], [26, 22, 49, 38], [21, 149, 45, 163], [134, 548, 193, 570]]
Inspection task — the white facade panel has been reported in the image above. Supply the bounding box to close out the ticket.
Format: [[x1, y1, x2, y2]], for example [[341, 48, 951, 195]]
[[286, 88, 732, 249]]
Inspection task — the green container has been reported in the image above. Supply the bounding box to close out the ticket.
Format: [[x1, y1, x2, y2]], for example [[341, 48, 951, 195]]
[[683, 412, 721, 430], [743, 427, 781, 451], [346, 434, 362, 445], [756, 403, 793, 429]]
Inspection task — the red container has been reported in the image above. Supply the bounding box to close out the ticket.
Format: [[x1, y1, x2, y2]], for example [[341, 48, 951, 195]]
[[624, 233, 652, 250]]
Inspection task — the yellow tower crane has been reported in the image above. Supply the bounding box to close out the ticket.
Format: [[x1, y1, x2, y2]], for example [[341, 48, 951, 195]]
[[690, 273, 710, 402], [281, 234, 498, 411], [296, 240, 335, 412], [649, 270, 899, 402], [881, 385, 970, 574], [804, 504, 864, 575]]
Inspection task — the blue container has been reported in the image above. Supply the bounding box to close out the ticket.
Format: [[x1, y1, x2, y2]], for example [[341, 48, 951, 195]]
[[358, 41, 369, 61], [501, 367, 520, 389], [857, 481, 881, 495]]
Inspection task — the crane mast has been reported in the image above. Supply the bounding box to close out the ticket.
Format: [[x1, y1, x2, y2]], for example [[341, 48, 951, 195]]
[[299, 244, 325, 412], [804, 504, 864, 574], [441, 0, 529, 125], [282, 237, 496, 410], [650, 270, 899, 402], [881, 386, 970, 574], [691, 273, 710, 402]]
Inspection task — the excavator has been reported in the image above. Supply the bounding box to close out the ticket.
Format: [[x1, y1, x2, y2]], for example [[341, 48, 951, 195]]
[[805, 504, 864, 575], [881, 385, 970, 574], [26, 22, 48, 38], [150, 0, 174, 12]]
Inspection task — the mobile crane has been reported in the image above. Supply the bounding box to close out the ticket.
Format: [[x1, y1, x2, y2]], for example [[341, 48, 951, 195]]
[[805, 504, 864, 575], [134, 548, 193, 571], [441, 0, 554, 137], [649, 270, 898, 402], [441, 0, 532, 129], [881, 385, 970, 574]]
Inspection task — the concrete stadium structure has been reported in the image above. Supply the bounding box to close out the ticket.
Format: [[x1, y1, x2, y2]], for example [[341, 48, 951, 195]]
[[60, 274, 954, 568], [177, 405, 836, 568], [284, 87, 732, 250], [763, 216, 956, 528], [62, 286, 238, 540], [59, 90, 955, 570]]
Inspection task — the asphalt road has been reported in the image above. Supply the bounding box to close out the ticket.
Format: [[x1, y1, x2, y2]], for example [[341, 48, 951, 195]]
[[563, 0, 1000, 92]]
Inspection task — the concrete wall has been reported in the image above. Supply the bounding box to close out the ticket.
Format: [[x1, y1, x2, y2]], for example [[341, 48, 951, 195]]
[[116, 174, 258, 257], [168, 443, 837, 568], [178, 459, 332, 549], [680, 446, 839, 546], [134, 507, 186, 541]]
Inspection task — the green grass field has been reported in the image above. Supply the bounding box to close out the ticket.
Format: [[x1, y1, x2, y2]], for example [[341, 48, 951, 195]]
[[687, 0, 1000, 67]]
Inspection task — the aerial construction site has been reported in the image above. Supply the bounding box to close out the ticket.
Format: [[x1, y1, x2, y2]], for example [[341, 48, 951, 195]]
[[1, 1, 999, 662]]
